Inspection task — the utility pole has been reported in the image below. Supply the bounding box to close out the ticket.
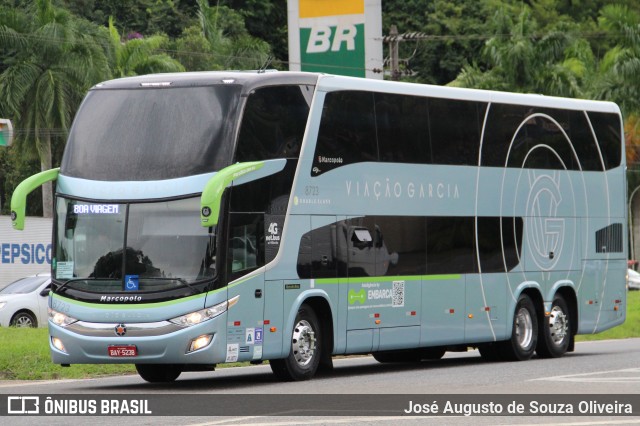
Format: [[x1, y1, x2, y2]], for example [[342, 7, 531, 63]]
[[388, 25, 400, 81], [382, 27, 434, 80]]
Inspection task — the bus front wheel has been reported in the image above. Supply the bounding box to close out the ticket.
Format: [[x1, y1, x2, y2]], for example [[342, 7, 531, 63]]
[[536, 294, 571, 358], [270, 304, 321, 381], [135, 364, 182, 383]]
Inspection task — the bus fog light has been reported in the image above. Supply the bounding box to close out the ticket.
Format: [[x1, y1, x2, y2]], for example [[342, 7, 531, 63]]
[[188, 334, 213, 353], [51, 337, 67, 353]]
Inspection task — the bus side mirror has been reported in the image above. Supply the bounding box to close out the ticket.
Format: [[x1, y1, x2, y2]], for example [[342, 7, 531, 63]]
[[200, 159, 286, 227], [200, 162, 264, 227], [11, 168, 60, 230]]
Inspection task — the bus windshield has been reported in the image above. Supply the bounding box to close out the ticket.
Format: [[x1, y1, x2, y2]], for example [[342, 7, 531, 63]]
[[61, 85, 242, 181], [54, 197, 216, 293]]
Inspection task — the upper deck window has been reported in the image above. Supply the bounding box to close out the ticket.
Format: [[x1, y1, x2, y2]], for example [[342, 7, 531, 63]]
[[235, 85, 314, 162], [62, 85, 242, 181]]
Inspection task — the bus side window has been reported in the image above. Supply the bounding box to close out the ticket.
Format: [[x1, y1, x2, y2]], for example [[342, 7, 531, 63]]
[[235, 85, 312, 162], [312, 91, 377, 175], [227, 213, 264, 280]]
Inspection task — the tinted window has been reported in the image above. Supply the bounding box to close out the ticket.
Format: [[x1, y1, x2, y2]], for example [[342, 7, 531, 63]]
[[428, 98, 485, 166], [482, 104, 621, 171], [235, 85, 313, 162], [228, 161, 296, 267], [426, 217, 477, 274], [588, 112, 622, 170], [376, 93, 430, 164], [312, 91, 377, 175], [476, 217, 523, 273], [227, 213, 264, 282], [312, 91, 486, 175], [62, 85, 241, 180], [297, 216, 523, 278]]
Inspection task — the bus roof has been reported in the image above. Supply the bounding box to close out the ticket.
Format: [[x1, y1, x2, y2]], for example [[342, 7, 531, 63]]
[[315, 74, 621, 114], [90, 70, 620, 115], [90, 71, 320, 95]]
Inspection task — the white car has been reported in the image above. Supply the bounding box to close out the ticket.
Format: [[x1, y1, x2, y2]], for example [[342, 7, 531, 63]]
[[0, 273, 51, 327], [627, 269, 640, 291]]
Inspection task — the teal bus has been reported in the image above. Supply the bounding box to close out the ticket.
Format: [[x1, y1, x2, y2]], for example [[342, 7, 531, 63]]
[[11, 71, 626, 382]]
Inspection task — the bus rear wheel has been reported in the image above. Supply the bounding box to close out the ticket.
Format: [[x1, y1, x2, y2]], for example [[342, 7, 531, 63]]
[[536, 294, 571, 358], [499, 294, 538, 361], [270, 304, 321, 381], [135, 364, 182, 383]]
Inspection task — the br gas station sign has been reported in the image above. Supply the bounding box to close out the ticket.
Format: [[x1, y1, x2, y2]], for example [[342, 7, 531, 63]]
[[288, 0, 382, 79]]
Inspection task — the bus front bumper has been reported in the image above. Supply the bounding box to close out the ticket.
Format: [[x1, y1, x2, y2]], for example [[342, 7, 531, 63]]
[[48, 317, 228, 365]]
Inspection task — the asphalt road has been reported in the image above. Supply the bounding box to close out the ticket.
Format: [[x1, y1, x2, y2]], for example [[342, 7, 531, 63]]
[[1, 338, 639, 425]]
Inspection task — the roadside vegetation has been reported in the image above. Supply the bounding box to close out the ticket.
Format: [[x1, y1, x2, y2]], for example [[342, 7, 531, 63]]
[[1, 291, 637, 380]]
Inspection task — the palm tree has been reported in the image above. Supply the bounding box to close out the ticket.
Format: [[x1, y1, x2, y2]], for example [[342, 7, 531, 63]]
[[196, 0, 270, 70], [107, 17, 185, 77], [450, 7, 594, 98], [0, 0, 111, 217], [591, 4, 640, 115]]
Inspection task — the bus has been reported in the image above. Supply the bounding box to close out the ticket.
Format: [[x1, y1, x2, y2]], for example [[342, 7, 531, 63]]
[[11, 71, 626, 382]]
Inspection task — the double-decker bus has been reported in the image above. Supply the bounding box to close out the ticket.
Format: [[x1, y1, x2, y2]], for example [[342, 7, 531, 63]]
[[11, 71, 626, 382]]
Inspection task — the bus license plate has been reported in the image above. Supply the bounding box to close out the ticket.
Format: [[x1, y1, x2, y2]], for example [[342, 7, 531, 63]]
[[108, 345, 138, 357]]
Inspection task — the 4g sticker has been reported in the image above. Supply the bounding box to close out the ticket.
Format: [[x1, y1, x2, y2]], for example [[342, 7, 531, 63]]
[[266, 222, 280, 245]]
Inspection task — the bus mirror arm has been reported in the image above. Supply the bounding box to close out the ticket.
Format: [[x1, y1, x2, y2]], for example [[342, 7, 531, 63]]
[[11, 168, 60, 231], [200, 159, 287, 227]]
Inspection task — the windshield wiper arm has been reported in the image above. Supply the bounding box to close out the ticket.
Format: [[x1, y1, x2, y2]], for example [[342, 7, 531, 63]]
[[135, 277, 198, 294]]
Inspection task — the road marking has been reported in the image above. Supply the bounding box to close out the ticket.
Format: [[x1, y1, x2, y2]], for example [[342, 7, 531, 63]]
[[0, 378, 84, 388], [530, 368, 640, 384]]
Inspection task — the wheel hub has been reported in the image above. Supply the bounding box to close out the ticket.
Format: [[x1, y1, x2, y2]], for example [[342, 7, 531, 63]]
[[548, 306, 568, 345], [515, 307, 533, 349], [291, 319, 316, 367]]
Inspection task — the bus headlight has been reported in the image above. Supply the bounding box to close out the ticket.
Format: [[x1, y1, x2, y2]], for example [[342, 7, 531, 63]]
[[169, 296, 239, 327], [48, 308, 78, 327]]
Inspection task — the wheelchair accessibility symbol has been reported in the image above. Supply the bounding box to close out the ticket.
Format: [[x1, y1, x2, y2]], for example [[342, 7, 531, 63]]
[[125, 275, 139, 291]]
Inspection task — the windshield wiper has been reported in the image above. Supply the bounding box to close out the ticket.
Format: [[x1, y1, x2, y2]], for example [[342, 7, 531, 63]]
[[133, 277, 199, 295], [53, 277, 200, 295], [53, 277, 113, 293]]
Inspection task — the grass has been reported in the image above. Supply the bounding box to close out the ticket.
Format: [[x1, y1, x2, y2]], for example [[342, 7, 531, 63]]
[[1, 291, 638, 380], [0, 327, 135, 380]]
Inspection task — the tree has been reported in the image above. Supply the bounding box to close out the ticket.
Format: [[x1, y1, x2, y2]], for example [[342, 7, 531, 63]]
[[0, 0, 111, 217], [173, 0, 271, 71], [590, 4, 640, 114], [108, 16, 185, 77], [194, 0, 270, 70], [450, 6, 594, 98]]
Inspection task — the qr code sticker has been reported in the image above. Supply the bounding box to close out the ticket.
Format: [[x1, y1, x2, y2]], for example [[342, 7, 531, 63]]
[[392, 280, 405, 307]]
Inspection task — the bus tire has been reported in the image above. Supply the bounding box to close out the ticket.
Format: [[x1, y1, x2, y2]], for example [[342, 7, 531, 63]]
[[135, 364, 182, 383], [270, 304, 321, 381], [499, 294, 538, 361], [536, 294, 571, 358]]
